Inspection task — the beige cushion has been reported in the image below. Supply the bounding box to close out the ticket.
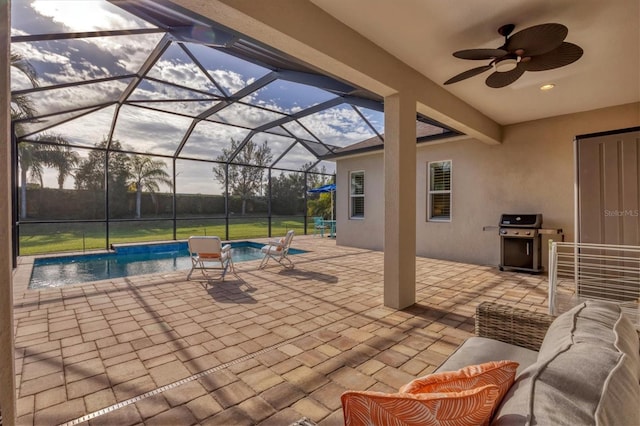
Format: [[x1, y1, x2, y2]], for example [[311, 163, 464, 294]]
[[436, 337, 538, 378], [492, 300, 640, 426]]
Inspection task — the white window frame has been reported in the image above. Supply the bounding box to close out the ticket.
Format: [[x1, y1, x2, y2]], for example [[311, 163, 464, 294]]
[[350, 170, 365, 219], [427, 160, 452, 222]]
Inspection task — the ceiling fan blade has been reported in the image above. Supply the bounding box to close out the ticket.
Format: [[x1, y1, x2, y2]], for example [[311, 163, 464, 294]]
[[444, 65, 493, 85], [453, 48, 507, 60], [521, 42, 584, 71], [485, 65, 526, 88], [506, 23, 568, 56]]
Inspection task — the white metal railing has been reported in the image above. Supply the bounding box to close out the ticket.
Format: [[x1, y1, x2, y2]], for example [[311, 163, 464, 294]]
[[549, 241, 640, 329]]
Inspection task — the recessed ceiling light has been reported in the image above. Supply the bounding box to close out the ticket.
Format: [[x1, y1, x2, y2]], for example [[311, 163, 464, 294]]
[[540, 84, 555, 91]]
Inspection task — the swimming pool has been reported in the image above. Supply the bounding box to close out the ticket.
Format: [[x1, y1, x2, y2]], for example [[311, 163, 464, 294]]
[[29, 241, 306, 289]]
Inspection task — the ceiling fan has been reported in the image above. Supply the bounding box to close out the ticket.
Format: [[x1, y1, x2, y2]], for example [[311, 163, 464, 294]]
[[444, 23, 583, 88]]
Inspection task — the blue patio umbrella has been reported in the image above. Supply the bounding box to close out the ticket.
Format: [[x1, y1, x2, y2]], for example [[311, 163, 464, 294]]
[[308, 183, 336, 220]]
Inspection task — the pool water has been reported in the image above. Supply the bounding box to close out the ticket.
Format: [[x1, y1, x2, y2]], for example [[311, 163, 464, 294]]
[[29, 241, 305, 289]]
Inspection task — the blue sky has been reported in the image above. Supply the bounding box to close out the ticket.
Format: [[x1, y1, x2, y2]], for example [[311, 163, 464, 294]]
[[11, 0, 390, 192]]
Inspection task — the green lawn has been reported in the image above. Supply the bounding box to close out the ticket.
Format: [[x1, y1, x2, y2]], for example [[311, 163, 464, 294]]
[[19, 217, 311, 255]]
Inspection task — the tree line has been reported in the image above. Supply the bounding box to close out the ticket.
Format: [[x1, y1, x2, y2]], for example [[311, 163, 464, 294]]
[[19, 136, 332, 220], [11, 52, 334, 221]]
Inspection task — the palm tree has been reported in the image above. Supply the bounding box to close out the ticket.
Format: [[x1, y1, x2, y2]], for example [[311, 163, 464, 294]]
[[12, 51, 42, 218], [12, 53, 79, 218], [128, 155, 171, 219], [18, 143, 46, 218], [52, 147, 80, 189], [38, 135, 80, 189], [10, 52, 38, 122]]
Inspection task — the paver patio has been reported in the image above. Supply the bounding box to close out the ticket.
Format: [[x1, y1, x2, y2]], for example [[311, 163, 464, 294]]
[[11, 236, 551, 425]]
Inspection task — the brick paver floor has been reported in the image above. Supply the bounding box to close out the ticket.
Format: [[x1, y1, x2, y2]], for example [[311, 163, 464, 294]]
[[12, 236, 552, 425]]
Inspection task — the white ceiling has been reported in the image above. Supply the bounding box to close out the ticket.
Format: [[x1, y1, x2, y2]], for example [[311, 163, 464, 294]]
[[311, 0, 640, 125]]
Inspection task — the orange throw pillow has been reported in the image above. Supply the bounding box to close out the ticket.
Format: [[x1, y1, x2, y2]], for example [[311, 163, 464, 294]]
[[341, 384, 500, 426], [399, 360, 518, 423], [199, 253, 220, 259]]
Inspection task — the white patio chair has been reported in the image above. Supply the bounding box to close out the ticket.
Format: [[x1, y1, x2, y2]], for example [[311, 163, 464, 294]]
[[187, 236, 234, 281], [259, 230, 295, 269]]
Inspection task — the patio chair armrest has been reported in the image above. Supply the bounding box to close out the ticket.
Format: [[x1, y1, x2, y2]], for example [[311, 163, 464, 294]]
[[475, 302, 555, 351], [222, 244, 232, 253]]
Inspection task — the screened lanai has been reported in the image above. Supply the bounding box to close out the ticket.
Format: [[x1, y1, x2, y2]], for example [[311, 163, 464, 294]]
[[10, 0, 457, 257]]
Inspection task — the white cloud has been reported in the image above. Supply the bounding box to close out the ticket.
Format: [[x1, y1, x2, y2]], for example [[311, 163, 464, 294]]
[[183, 120, 251, 160], [13, 0, 348, 197], [31, 106, 116, 146], [13, 40, 70, 69], [97, 33, 164, 72], [112, 106, 193, 155], [27, 78, 130, 116], [245, 95, 288, 114], [14, 23, 362, 193], [10, 67, 34, 91], [12, 33, 164, 89], [31, 0, 153, 33], [299, 106, 375, 147], [148, 60, 219, 93], [213, 102, 285, 128], [208, 69, 247, 94], [128, 79, 220, 117]]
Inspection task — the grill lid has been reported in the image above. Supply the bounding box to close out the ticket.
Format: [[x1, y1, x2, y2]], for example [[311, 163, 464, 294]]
[[499, 214, 543, 228]]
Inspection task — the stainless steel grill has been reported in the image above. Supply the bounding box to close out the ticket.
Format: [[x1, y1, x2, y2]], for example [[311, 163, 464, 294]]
[[499, 213, 543, 273]]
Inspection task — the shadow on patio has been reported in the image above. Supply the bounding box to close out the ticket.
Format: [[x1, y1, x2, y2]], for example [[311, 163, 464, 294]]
[[11, 235, 550, 425]]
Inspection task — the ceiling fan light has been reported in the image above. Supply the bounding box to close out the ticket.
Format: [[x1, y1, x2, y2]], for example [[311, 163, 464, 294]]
[[494, 58, 518, 72]]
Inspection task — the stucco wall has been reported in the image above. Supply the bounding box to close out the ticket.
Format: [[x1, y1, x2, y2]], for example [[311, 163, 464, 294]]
[[336, 102, 640, 267], [336, 154, 385, 250]]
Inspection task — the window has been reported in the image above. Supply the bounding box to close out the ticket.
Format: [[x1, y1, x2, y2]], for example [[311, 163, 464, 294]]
[[350, 171, 365, 218], [428, 161, 451, 221]]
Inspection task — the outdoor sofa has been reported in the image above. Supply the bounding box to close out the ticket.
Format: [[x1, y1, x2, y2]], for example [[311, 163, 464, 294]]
[[342, 300, 640, 425]]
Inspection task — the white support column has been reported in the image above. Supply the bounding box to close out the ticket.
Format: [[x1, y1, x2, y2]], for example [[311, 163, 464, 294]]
[[1, 0, 17, 424], [383, 93, 417, 309]]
